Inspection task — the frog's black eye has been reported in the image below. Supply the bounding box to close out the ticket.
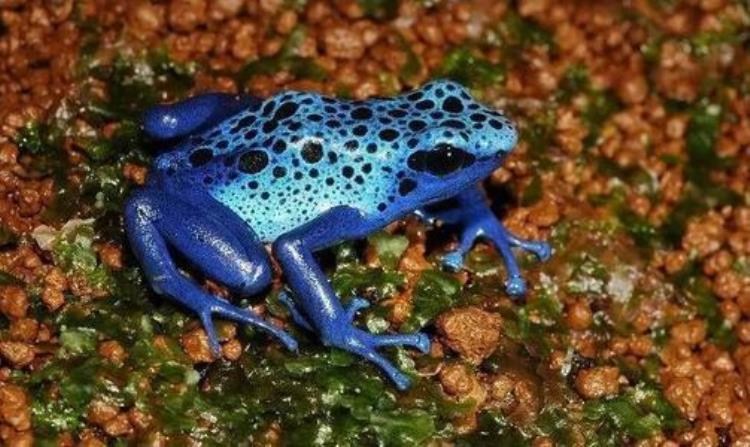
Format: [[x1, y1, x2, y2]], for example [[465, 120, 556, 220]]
[[407, 144, 474, 177]]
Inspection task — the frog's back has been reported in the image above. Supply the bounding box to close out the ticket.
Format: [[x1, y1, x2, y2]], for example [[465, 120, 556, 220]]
[[152, 82, 510, 242], [153, 91, 400, 241]]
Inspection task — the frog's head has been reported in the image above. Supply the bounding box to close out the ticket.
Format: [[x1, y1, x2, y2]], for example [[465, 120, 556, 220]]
[[396, 79, 517, 203]]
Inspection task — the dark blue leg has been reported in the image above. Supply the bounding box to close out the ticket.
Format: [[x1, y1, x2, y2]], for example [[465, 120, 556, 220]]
[[165, 186, 275, 297], [143, 93, 261, 141], [273, 206, 430, 390], [124, 189, 297, 355], [420, 185, 551, 297]]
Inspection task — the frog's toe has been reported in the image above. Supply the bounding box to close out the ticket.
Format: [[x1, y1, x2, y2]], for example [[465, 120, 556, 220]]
[[441, 250, 465, 272], [356, 346, 412, 391], [371, 332, 431, 354], [198, 311, 224, 359], [527, 241, 552, 261], [344, 297, 371, 321], [210, 300, 299, 352], [279, 291, 314, 332], [323, 326, 426, 390], [505, 275, 527, 297]]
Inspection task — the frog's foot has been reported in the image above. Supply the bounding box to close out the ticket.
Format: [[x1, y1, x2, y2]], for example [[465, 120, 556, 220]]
[[440, 250, 466, 272], [281, 290, 429, 390], [324, 325, 430, 391], [505, 274, 527, 297], [507, 233, 552, 262], [329, 296, 430, 390], [200, 298, 299, 356], [441, 217, 550, 298]]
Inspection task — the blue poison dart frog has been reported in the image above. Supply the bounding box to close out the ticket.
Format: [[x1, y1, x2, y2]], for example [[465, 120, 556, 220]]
[[125, 79, 551, 390]]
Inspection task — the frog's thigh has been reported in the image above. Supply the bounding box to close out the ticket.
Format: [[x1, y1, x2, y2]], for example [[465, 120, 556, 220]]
[[126, 189, 272, 296]]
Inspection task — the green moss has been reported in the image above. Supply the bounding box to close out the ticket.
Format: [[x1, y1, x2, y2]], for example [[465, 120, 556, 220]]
[[48, 221, 114, 294], [456, 411, 529, 446], [16, 121, 58, 156], [502, 295, 563, 357], [14, 121, 68, 187], [619, 209, 658, 250], [685, 100, 730, 179], [331, 264, 406, 303], [566, 253, 609, 295], [584, 383, 685, 445], [522, 107, 557, 166], [59, 328, 99, 358], [401, 270, 461, 333], [86, 50, 196, 122], [235, 27, 326, 88], [582, 90, 620, 147], [494, 11, 554, 60], [29, 357, 104, 435], [397, 34, 422, 83], [682, 277, 736, 349], [437, 47, 505, 90], [534, 407, 576, 446], [368, 231, 409, 270], [690, 23, 747, 58], [521, 174, 543, 206], [559, 65, 621, 147], [358, 0, 399, 20], [0, 270, 22, 285], [0, 226, 17, 248], [194, 347, 448, 445]]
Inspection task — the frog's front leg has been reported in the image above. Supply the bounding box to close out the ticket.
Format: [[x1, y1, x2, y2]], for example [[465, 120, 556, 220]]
[[273, 206, 430, 390], [124, 189, 298, 355], [421, 186, 551, 297]]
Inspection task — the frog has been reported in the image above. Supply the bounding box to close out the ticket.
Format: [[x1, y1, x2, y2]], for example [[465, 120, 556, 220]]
[[124, 79, 551, 390]]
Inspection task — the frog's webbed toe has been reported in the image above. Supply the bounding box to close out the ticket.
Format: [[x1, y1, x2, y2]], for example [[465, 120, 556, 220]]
[[278, 291, 313, 331], [322, 326, 430, 391], [504, 274, 527, 297], [506, 234, 552, 261], [424, 186, 551, 298], [440, 250, 465, 272], [281, 289, 430, 389], [202, 299, 298, 354], [451, 217, 549, 298]]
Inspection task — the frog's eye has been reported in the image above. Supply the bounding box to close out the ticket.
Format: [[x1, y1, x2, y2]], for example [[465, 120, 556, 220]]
[[407, 144, 475, 177]]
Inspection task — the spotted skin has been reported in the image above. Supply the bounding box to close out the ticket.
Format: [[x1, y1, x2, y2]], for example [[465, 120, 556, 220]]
[[125, 79, 551, 390], [153, 80, 515, 240]]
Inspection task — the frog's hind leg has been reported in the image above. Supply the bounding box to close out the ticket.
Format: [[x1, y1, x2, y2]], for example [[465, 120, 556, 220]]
[[143, 93, 260, 141], [124, 189, 297, 355]]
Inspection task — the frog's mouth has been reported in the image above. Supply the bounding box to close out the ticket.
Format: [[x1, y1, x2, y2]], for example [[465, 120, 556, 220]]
[[474, 149, 507, 171], [472, 154, 504, 177]]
